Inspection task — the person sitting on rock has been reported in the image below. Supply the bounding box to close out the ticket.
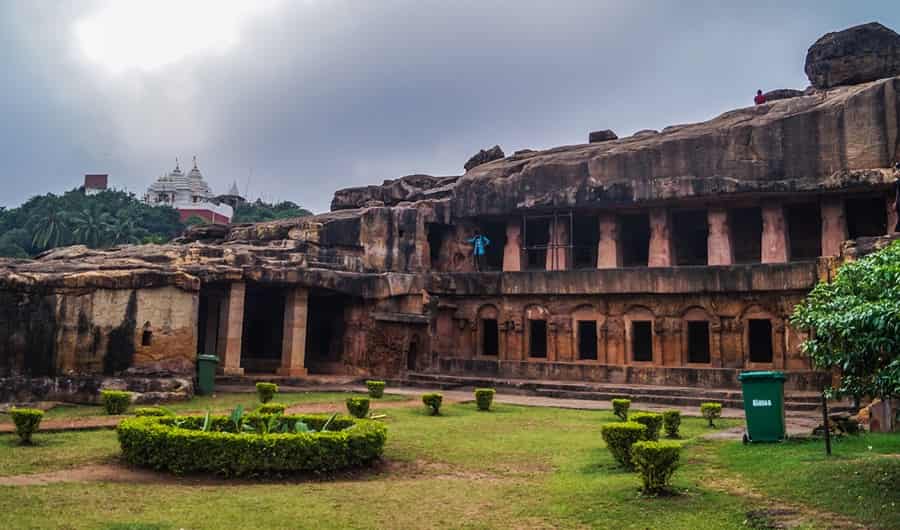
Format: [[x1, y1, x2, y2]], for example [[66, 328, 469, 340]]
[[754, 89, 767, 105], [467, 229, 491, 271]]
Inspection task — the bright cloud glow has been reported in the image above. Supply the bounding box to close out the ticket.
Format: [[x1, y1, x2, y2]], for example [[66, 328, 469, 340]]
[[75, 0, 280, 73]]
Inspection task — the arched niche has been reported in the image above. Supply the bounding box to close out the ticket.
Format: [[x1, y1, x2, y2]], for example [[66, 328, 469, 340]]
[[477, 304, 500, 357], [524, 304, 550, 359], [571, 304, 604, 362], [739, 304, 781, 368], [680, 306, 714, 365], [623, 305, 656, 364]]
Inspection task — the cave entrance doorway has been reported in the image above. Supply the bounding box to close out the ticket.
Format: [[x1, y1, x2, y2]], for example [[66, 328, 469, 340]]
[[305, 289, 349, 374], [786, 203, 821, 260], [240, 284, 285, 374], [731, 207, 763, 264], [196, 284, 228, 358], [846, 196, 888, 239], [478, 220, 507, 271], [620, 214, 650, 267], [673, 210, 708, 266]]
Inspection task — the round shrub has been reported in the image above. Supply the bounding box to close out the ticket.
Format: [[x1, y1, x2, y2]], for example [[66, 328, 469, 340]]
[[10, 408, 44, 445], [258, 403, 286, 415], [630, 412, 663, 441], [255, 382, 278, 403], [612, 398, 631, 421], [662, 410, 681, 438], [346, 397, 370, 418], [474, 388, 495, 411], [134, 407, 171, 417], [116, 413, 387, 477], [600, 422, 646, 469], [631, 440, 682, 494], [700, 402, 723, 427], [422, 393, 443, 415], [101, 390, 133, 415], [366, 380, 386, 398]]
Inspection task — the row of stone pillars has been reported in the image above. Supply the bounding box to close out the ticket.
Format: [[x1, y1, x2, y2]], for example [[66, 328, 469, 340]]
[[215, 282, 310, 376]]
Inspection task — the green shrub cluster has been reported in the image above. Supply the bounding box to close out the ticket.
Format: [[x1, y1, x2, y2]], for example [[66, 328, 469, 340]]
[[258, 403, 286, 415], [662, 410, 681, 438], [422, 393, 443, 415], [255, 382, 278, 403], [366, 380, 386, 398], [134, 407, 171, 417], [117, 413, 386, 476], [101, 390, 132, 415], [631, 440, 682, 494], [346, 397, 370, 418], [10, 408, 44, 444], [474, 388, 495, 411], [700, 402, 723, 427], [629, 412, 663, 441], [612, 398, 631, 421], [600, 422, 646, 468]]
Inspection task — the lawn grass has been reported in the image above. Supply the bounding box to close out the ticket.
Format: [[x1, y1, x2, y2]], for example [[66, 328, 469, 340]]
[[0, 430, 119, 476]]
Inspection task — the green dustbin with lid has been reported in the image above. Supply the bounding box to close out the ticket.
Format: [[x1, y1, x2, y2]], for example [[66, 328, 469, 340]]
[[196, 354, 219, 396], [738, 370, 786, 443]]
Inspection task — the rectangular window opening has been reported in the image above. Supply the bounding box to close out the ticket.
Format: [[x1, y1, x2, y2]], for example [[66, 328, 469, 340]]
[[846, 197, 887, 239], [572, 215, 599, 269], [524, 218, 550, 270], [730, 207, 762, 264], [481, 318, 499, 356], [673, 210, 709, 266], [786, 203, 821, 260], [620, 214, 650, 267], [529, 319, 547, 358], [577, 320, 598, 360], [748, 319, 773, 363], [632, 320, 653, 362], [687, 321, 710, 364]]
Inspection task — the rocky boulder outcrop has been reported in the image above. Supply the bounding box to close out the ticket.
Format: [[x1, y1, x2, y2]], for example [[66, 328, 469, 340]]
[[762, 89, 804, 102], [588, 129, 618, 143], [805, 22, 900, 89], [331, 174, 456, 211], [464, 145, 505, 171]]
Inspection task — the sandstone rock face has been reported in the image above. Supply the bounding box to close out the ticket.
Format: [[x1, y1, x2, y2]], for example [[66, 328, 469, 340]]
[[805, 22, 900, 89], [331, 174, 456, 211], [589, 129, 618, 143], [463, 145, 505, 172], [762, 89, 804, 102]]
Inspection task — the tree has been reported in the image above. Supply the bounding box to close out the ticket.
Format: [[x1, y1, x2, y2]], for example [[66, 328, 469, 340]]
[[29, 209, 70, 251], [184, 215, 208, 227], [791, 240, 900, 400], [70, 204, 113, 248], [232, 199, 312, 223], [108, 212, 149, 245]]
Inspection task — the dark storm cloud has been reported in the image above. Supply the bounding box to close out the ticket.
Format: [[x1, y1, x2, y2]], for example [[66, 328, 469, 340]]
[[2, 1, 899, 213]]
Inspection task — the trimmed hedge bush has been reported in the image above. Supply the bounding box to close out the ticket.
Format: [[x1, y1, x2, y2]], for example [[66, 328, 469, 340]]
[[366, 380, 386, 398], [101, 390, 132, 415], [258, 403, 286, 415], [134, 407, 171, 417], [10, 408, 44, 444], [255, 382, 278, 403], [346, 397, 370, 418], [662, 410, 681, 438], [600, 422, 646, 468], [422, 393, 443, 415], [612, 398, 631, 421], [630, 412, 663, 441], [117, 413, 387, 476], [631, 440, 682, 494], [700, 402, 723, 427], [474, 388, 495, 411]]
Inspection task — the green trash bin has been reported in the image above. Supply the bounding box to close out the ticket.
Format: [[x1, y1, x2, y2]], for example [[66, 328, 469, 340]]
[[196, 354, 219, 396], [738, 370, 786, 443]]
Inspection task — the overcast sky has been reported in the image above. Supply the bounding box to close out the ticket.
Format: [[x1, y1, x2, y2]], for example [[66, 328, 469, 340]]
[[2, 1, 899, 213]]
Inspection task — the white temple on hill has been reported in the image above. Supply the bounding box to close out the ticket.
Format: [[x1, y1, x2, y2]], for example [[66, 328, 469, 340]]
[[144, 157, 234, 224]]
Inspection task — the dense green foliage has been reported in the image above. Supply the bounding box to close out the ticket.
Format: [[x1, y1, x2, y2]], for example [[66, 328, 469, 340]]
[[366, 380, 386, 398], [791, 239, 900, 400], [0, 189, 183, 257], [663, 410, 681, 438], [9, 408, 44, 444], [422, 393, 443, 415], [133, 407, 171, 417], [258, 403, 286, 415], [231, 200, 313, 224], [700, 403, 722, 427], [600, 421, 646, 468], [100, 390, 132, 415], [631, 440, 682, 494], [255, 382, 278, 403], [116, 413, 386, 476], [345, 397, 370, 418], [612, 398, 630, 421], [629, 412, 663, 441], [474, 388, 495, 411]]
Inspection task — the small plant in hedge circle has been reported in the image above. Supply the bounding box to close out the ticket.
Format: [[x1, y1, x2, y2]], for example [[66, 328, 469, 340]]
[[366, 380, 386, 398], [346, 396, 371, 418], [700, 402, 723, 427], [10, 408, 44, 445], [662, 410, 681, 438], [474, 388, 495, 411], [612, 398, 631, 421], [422, 393, 443, 415], [629, 412, 663, 441], [631, 440, 681, 494], [134, 407, 172, 417], [255, 382, 278, 403], [101, 390, 133, 415], [258, 403, 286, 415], [600, 422, 646, 469]]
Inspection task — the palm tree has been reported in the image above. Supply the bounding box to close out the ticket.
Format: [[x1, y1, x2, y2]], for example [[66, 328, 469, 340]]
[[29, 210, 70, 251], [108, 213, 149, 245], [70, 205, 113, 248]]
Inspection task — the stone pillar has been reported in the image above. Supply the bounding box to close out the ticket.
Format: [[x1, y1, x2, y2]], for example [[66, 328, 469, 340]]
[[761, 204, 789, 263], [707, 209, 733, 265], [278, 287, 309, 377], [217, 282, 245, 375], [648, 209, 673, 267], [547, 217, 569, 271], [597, 214, 621, 268], [503, 220, 522, 272], [820, 198, 848, 257]]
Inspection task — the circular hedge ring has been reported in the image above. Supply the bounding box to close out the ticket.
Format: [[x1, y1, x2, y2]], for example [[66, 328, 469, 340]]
[[116, 413, 387, 477]]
